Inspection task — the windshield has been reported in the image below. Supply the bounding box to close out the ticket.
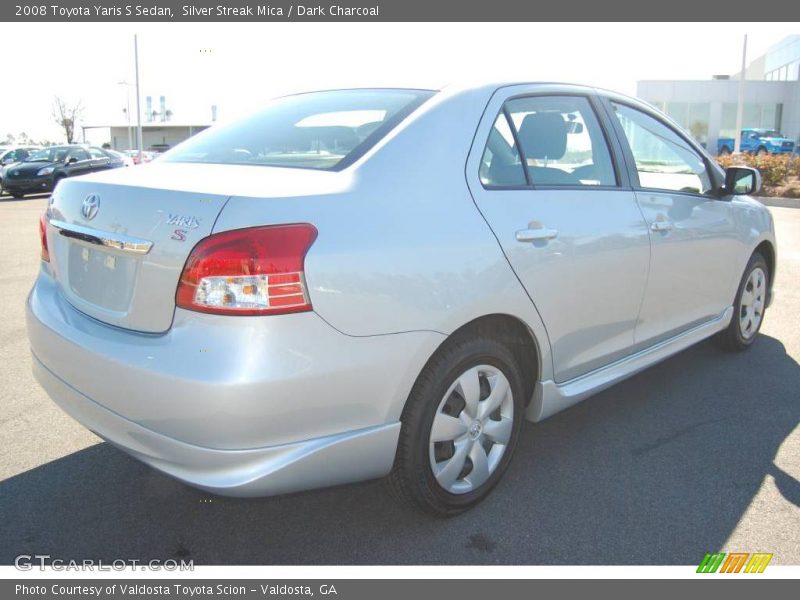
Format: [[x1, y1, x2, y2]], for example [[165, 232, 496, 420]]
[[26, 146, 71, 162], [162, 89, 435, 170]]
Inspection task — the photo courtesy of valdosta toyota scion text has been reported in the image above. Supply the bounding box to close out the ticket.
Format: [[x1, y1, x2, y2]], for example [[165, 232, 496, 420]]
[[0, 0, 799, 595]]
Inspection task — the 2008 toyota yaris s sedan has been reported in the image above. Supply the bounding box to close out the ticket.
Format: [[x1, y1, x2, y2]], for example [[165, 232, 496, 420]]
[[27, 83, 776, 516]]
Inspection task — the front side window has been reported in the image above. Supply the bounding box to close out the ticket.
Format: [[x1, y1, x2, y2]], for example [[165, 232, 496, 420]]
[[89, 147, 107, 159], [610, 102, 712, 195], [68, 148, 90, 161], [162, 89, 434, 171]]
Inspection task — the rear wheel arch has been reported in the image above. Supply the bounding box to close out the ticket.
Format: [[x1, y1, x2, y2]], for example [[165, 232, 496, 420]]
[[422, 314, 540, 408]]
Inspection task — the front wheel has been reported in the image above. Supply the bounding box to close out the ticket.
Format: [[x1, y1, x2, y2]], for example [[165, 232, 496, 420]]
[[719, 146, 731, 156], [715, 252, 769, 351], [756, 146, 769, 157], [387, 336, 525, 516]]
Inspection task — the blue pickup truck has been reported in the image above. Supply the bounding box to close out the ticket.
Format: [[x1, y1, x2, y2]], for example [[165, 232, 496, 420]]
[[718, 128, 796, 156]]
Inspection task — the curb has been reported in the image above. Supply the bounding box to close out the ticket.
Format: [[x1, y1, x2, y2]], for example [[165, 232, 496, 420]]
[[756, 197, 800, 209]]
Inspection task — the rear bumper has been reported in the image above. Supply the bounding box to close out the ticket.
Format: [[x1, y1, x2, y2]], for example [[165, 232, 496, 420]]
[[32, 354, 399, 496], [26, 269, 443, 496]]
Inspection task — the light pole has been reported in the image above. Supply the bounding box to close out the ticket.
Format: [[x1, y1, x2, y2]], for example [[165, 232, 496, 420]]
[[118, 81, 133, 151], [734, 34, 748, 154], [134, 34, 144, 164]]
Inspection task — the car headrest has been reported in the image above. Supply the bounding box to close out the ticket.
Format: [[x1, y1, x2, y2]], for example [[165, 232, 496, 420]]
[[517, 113, 567, 160]]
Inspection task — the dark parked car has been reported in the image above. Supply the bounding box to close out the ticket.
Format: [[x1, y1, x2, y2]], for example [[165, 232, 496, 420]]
[[0, 145, 40, 191], [1, 145, 124, 198]]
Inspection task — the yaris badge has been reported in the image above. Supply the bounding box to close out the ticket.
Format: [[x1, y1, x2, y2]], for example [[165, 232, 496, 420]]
[[81, 194, 100, 220]]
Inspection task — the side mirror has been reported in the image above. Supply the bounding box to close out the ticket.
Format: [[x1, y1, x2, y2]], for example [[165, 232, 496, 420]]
[[67, 156, 78, 164], [724, 166, 761, 196]]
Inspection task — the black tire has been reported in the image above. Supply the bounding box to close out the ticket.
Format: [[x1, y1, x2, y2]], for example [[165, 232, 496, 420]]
[[756, 146, 769, 157], [53, 175, 65, 190], [387, 335, 525, 517], [715, 252, 769, 352], [11, 192, 24, 199], [719, 146, 731, 156]]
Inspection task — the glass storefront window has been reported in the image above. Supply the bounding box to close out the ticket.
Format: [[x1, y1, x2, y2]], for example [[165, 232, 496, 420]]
[[789, 61, 800, 81], [659, 101, 710, 145], [720, 103, 783, 138]]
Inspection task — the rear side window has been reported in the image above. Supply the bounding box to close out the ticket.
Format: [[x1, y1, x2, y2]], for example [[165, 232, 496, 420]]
[[162, 89, 435, 171], [479, 113, 527, 187], [481, 95, 617, 188], [610, 102, 713, 194]]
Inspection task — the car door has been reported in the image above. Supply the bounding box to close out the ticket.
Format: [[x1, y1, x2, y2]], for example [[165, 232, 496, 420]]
[[601, 99, 740, 347], [65, 147, 93, 177], [467, 87, 651, 383], [88, 147, 112, 172]]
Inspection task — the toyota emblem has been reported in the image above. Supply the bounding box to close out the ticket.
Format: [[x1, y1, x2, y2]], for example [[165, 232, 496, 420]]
[[81, 194, 100, 220]]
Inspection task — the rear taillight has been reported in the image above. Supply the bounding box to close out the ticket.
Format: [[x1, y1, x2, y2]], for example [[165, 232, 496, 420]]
[[39, 213, 50, 262], [176, 224, 317, 316]]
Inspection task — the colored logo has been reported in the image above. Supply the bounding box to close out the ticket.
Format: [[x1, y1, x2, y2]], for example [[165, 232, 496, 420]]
[[697, 552, 773, 573]]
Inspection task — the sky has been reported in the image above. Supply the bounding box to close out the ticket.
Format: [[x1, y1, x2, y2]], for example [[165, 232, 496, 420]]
[[1, 22, 798, 143]]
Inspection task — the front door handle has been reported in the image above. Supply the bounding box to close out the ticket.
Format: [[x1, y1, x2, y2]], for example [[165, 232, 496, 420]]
[[516, 226, 559, 243], [650, 220, 674, 232]]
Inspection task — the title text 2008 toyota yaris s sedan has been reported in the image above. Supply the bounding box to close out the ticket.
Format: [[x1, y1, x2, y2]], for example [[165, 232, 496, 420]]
[[27, 83, 775, 516]]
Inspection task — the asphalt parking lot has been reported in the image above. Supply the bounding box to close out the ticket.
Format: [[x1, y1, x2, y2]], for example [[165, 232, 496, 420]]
[[0, 192, 798, 565]]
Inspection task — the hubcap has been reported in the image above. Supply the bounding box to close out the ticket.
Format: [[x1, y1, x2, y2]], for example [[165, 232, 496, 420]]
[[739, 266, 766, 340], [428, 365, 514, 495]]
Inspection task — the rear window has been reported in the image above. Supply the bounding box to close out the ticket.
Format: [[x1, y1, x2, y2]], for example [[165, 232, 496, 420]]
[[162, 89, 435, 171]]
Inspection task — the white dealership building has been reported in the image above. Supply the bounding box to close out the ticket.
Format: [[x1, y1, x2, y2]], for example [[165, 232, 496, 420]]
[[637, 35, 800, 153], [80, 122, 211, 152]]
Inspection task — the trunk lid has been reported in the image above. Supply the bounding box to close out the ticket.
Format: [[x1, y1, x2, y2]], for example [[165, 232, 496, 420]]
[[46, 162, 348, 333]]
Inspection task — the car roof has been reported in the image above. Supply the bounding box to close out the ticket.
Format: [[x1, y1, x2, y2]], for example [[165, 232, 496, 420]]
[[431, 81, 657, 115]]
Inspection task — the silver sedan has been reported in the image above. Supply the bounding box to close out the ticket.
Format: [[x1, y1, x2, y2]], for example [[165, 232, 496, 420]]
[[27, 83, 776, 516]]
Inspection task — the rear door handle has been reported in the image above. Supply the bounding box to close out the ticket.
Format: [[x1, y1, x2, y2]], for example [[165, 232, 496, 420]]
[[650, 220, 674, 232], [515, 227, 559, 243]]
